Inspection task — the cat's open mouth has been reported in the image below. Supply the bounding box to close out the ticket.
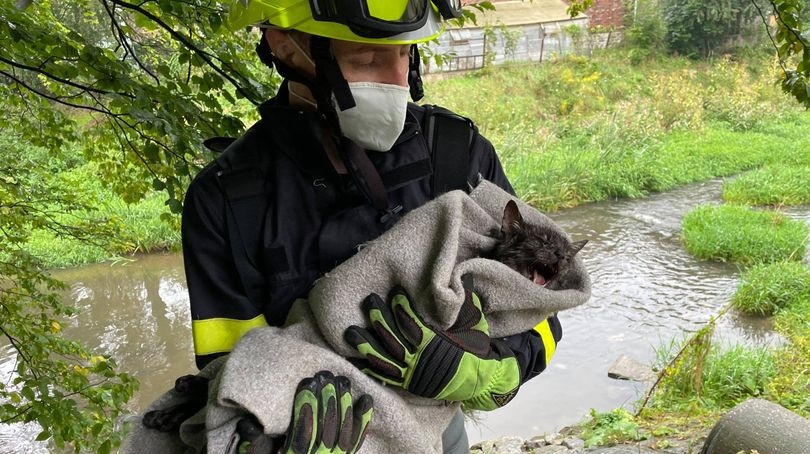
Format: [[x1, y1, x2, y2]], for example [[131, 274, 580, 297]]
[[530, 264, 555, 286]]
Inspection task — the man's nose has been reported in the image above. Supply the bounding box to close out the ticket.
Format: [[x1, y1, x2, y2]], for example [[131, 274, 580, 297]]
[[381, 61, 409, 87]]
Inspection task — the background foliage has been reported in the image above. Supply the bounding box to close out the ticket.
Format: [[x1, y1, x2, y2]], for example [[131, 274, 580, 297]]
[[662, 0, 759, 57], [0, 128, 138, 453], [0, 1, 275, 451], [569, 0, 809, 106]]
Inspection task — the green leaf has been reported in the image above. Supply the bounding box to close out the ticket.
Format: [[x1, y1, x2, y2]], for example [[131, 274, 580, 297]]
[[166, 198, 183, 214], [99, 440, 112, 454]]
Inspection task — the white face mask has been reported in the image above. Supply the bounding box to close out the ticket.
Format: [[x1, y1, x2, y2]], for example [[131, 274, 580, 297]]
[[335, 82, 410, 152]]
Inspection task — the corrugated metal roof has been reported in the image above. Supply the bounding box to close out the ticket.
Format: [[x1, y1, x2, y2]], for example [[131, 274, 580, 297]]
[[468, 0, 586, 27]]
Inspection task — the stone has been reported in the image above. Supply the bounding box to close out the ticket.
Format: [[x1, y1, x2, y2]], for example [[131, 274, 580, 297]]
[[586, 447, 662, 454], [532, 445, 569, 454], [499, 436, 527, 454], [702, 398, 810, 454], [523, 436, 548, 450], [472, 436, 526, 454], [561, 437, 585, 450], [607, 354, 656, 382]]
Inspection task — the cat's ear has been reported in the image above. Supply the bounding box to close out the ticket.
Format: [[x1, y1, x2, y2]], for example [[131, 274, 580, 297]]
[[502, 200, 524, 235], [570, 239, 588, 255]]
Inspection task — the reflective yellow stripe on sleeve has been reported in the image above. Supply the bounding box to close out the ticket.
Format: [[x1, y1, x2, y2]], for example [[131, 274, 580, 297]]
[[192, 314, 269, 356], [533, 319, 557, 366]]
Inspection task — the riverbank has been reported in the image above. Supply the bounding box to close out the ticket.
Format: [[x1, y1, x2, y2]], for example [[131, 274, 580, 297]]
[[470, 426, 711, 454]]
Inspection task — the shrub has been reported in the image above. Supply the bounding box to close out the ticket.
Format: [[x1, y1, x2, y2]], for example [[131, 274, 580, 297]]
[[648, 69, 704, 131], [733, 262, 810, 316], [581, 408, 645, 447], [702, 56, 783, 132], [681, 205, 808, 265]]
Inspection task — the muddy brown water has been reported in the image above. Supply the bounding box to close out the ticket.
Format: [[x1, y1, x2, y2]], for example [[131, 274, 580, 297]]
[[2, 179, 808, 452]]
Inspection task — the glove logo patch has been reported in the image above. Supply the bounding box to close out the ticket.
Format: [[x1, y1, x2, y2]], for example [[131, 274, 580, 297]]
[[491, 387, 518, 407]]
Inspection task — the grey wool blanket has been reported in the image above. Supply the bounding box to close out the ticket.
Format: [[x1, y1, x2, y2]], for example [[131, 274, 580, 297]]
[[120, 179, 590, 454]]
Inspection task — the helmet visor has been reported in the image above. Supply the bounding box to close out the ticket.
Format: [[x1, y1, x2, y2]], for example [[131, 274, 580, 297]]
[[310, 0, 430, 38]]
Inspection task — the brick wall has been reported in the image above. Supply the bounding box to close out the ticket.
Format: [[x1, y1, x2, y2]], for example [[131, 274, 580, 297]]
[[586, 0, 626, 28], [463, 0, 626, 28]]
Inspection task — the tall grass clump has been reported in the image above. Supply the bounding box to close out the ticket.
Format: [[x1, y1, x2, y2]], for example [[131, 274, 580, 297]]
[[723, 165, 810, 206], [648, 328, 775, 413], [651, 341, 776, 413], [732, 262, 810, 316], [24, 191, 181, 269], [768, 298, 810, 414], [681, 205, 808, 265]]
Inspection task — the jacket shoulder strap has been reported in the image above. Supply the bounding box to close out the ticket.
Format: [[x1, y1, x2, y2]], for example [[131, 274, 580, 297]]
[[212, 125, 274, 307], [421, 104, 474, 197]]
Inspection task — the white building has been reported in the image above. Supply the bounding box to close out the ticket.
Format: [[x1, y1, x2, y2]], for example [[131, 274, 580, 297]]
[[425, 0, 590, 73]]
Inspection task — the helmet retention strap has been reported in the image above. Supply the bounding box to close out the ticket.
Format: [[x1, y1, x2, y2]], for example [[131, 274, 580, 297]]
[[310, 36, 355, 112], [307, 36, 397, 221], [408, 44, 425, 102]]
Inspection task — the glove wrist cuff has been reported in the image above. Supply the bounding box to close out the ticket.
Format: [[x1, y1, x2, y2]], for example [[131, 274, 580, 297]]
[[462, 355, 521, 411]]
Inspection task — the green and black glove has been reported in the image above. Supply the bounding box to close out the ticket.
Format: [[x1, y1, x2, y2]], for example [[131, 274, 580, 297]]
[[344, 284, 521, 411], [236, 371, 374, 454]]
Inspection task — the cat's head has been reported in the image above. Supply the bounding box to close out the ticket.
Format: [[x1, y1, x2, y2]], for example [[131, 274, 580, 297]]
[[493, 200, 587, 286]]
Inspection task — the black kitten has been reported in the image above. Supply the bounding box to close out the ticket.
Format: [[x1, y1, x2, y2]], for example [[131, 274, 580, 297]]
[[488, 200, 587, 290]]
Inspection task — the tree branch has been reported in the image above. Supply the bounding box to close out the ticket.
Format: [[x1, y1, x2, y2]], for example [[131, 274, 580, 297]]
[[102, 0, 161, 85], [1, 69, 118, 116], [0, 54, 133, 99], [769, 0, 809, 47], [751, 0, 790, 75], [105, 0, 261, 105], [0, 404, 32, 425], [0, 324, 39, 381]]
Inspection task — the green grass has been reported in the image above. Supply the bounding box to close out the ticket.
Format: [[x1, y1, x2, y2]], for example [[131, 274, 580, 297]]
[[681, 204, 808, 265], [723, 165, 810, 206], [769, 298, 810, 415], [423, 52, 809, 211], [651, 340, 776, 413], [23, 192, 181, 269], [732, 262, 810, 316], [580, 408, 645, 447]]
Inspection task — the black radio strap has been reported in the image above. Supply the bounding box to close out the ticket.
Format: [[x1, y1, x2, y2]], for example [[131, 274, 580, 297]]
[[422, 104, 474, 197], [214, 128, 274, 307]]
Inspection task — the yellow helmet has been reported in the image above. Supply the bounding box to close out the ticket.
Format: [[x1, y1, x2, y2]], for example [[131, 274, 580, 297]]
[[228, 0, 461, 45]]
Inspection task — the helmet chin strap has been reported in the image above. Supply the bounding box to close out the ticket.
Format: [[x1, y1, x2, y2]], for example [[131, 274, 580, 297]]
[[255, 34, 352, 136], [309, 37, 408, 221], [255, 34, 416, 222], [409, 44, 425, 102], [309, 35, 355, 135]]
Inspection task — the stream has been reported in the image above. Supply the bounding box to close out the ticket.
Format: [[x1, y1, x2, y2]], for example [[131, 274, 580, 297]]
[[2, 178, 808, 452]]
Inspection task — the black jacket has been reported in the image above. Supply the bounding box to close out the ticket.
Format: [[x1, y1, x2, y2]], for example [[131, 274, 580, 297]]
[[181, 87, 562, 382]]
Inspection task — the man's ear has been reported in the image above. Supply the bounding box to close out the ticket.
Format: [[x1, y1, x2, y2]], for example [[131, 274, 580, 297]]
[[264, 28, 294, 61], [264, 29, 315, 77]]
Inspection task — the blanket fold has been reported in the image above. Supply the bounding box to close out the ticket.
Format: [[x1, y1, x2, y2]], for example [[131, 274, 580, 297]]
[[122, 179, 590, 454]]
